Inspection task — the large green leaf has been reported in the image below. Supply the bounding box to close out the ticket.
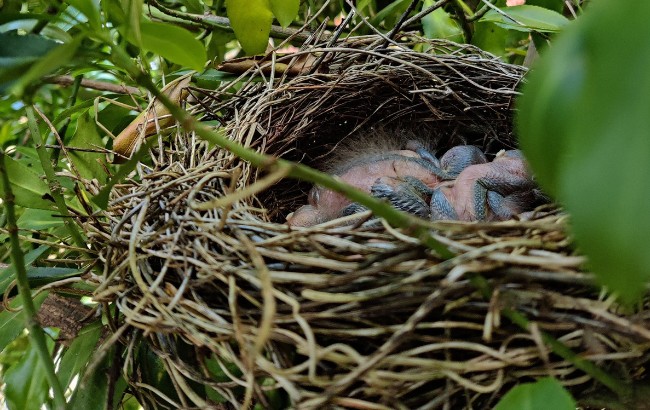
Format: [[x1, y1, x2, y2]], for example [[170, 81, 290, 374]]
[[517, 0, 650, 302], [3, 339, 53, 410], [122, 0, 143, 47], [0, 291, 49, 352], [129, 21, 207, 71], [421, 0, 463, 42], [57, 321, 102, 390], [68, 110, 110, 185], [481, 5, 570, 32], [68, 347, 111, 410], [0, 155, 55, 211], [493, 378, 575, 410], [270, 0, 299, 28], [226, 0, 273, 55]]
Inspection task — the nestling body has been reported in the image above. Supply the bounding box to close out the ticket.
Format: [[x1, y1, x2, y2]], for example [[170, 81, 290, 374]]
[[287, 140, 545, 227]]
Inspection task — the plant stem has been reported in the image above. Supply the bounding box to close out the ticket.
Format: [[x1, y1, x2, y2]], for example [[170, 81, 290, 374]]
[[468, 0, 496, 22], [109, 45, 454, 259], [468, 274, 633, 398], [0, 149, 67, 410], [25, 105, 91, 259], [450, 0, 473, 42]]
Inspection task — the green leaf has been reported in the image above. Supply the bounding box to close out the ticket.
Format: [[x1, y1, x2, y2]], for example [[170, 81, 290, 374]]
[[270, 0, 300, 28], [65, 0, 102, 29], [471, 21, 509, 57], [11, 37, 82, 96], [370, 0, 411, 29], [26, 266, 84, 288], [126, 21, 207, 71], [517, 0, 650, 302], [0, 155, 55, 211], [226, 0, 273, 55], [57, 321, 102, 390], [0, 292, 49, 352], [0, 33, 58, 91], [493, 377, 575, 410], [17, 208, 64, 230], [421, 0, 463, 42], [179, 0, 203, 14], [480, 5, 570, 33], [0, 246, 50, 297], [68, 110, 110, 185], [4, 338, 53, 410], [527, 0, 564, 13], [52, 98, 95, 125], [122, 0, 143, 47], [68, 348, 111, 410]]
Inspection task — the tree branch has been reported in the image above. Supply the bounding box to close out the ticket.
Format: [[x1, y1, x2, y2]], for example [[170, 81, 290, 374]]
[[43, 75, 142, 95]]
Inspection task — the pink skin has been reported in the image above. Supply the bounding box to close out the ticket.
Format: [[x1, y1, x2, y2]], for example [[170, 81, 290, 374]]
[[437, 155, 531, 221], [287, 150, 443, 227]]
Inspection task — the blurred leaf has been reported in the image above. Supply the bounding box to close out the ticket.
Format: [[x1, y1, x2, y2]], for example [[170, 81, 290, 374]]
[[527, 0, 564, 13], [68, 347, 111, 410], [370, 0, 410, 29], [493, 377, 575, 410], [58, 321, 102, 390], [125, 21, 207, 71], [11, 37, 82, 96], [517, 0, 650, 302], [207, 29, 237, 63], [179, 0, 203, 14], [226, 0, 273, 55], [17, 209, 64, 230], [270, 0, 300, 28], [68, 110, 110, 184], [472, 21, 509, 57], [65, 0, 101, 29], [4, 337, 53, 410], [421, 0, 463, 42], [481, 5, 570, 32], [0, 33, 58, 91], [0, 291, 49, 352], [0, 155, 55, 211], [122, 0, 143, 47]]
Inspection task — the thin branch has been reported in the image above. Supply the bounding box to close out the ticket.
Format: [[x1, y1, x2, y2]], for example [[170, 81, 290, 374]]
[[386, 0, 421, 41], [43, 75, 142, 95], [468, 0, 497, 21], [450, 0, 473, 42], [0, 149, 67, 410], [51, 74, 83, 163]]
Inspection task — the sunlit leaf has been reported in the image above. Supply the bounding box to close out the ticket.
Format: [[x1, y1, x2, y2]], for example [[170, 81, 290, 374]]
[[493, 378, 575, 410], [125, 21, 207, 71], [270, 0, 300, 28], [226, 0, 273, 55], [481, 5, 570, 32], [0, 155, 55, 211], [68, 110, 110, 185], [4, 339, 53, 410], [517, 0, 650, 302], [421, 0, 463, 42]]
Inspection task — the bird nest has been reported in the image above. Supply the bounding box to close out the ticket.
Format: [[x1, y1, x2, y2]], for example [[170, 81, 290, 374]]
[[87, 36, 650, 410]]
